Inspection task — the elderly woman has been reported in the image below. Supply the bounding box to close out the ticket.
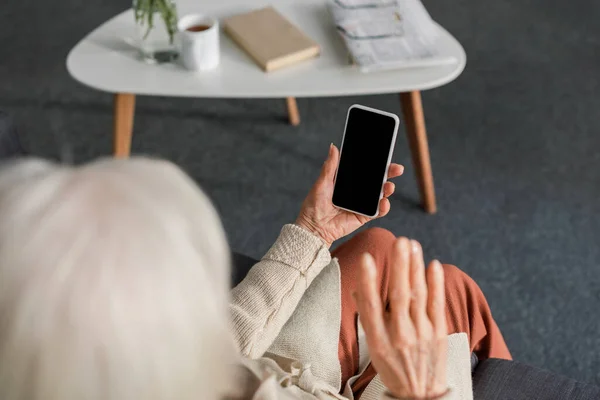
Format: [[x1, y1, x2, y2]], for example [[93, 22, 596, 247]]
[[0, 150, 509, 400]]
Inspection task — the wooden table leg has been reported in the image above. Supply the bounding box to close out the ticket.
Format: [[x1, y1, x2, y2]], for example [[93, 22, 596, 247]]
[[113, 93, 136, 158], [286, 97, 300, 126], [400, 91, 436, 214]]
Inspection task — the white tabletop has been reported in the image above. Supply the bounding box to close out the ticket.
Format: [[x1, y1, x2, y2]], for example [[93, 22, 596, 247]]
[[66, 0, 466, 98]]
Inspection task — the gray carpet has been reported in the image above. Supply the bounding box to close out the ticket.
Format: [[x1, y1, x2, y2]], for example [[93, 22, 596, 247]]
[[2, 0, 600, 387]]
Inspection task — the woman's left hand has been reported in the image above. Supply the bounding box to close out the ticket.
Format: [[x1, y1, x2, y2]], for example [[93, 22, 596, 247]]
[[354, 238, 448, 399], [295, 144, 404, 248]]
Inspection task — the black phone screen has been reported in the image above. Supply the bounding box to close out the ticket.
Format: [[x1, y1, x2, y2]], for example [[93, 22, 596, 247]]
[[332, 107, 397, 216]]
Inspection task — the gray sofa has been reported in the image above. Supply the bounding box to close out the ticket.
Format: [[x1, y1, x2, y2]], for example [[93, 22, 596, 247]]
[[0, 110, 26, 158], [2, 111, 599, 399]]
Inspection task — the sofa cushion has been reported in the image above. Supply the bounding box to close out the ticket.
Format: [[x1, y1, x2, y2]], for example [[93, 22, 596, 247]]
[[231, 252, 258, 287], [473, 358, 600, 400], [0, 110, 26, 158], [230, 253, 600, 400]]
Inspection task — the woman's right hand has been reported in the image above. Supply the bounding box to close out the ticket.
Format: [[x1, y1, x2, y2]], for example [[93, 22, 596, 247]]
[[353, 238, 449, 399], [295, 144, 403, 248]]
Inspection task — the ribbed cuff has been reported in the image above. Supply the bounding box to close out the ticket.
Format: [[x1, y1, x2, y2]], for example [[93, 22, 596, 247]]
[[262, 224, 332, 283]]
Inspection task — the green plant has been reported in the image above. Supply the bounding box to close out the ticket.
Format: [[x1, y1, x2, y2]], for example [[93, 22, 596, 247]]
[[133, 0, 178, 44]]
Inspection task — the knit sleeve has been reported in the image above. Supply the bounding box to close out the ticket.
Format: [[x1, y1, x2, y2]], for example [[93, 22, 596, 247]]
[[229, 224, 332, 359]]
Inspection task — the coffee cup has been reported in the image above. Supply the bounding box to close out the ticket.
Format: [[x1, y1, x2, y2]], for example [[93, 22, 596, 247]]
[[177, 14, 220, 71]]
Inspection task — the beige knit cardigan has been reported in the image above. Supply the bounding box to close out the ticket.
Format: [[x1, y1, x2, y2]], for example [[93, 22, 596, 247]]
[[229, 224, 473, 400]]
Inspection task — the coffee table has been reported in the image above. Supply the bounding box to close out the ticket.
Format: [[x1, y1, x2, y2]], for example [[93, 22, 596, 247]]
[[66, 0, 466, 213]]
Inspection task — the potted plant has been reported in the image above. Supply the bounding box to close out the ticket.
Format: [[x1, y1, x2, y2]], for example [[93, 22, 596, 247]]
[[133, 0, 179, 63]]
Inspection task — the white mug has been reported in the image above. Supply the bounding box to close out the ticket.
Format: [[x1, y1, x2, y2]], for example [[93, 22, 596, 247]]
[[177, 14, 220, 71]]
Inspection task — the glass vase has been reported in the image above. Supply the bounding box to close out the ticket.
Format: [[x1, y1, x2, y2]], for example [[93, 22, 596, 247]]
[[133, 0, 179, 64]]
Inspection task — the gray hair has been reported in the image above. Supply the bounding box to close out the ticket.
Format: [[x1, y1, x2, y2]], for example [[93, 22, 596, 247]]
[[0, 157, 236, 400]]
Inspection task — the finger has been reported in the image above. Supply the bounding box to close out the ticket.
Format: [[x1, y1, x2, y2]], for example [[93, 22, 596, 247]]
[[388, 238, 412, 334], [377, 198, 391, 218], [383, 181, 395, 198], [388, 239, 419, 393], [426, 260, 448, 396], [318, 144, 339, 185], [409, 240, 432, 396], [426, 260, 447, 339], [354, 253, 391, 353], [409, 240, 429, 330], [387, 163, 404, 179]]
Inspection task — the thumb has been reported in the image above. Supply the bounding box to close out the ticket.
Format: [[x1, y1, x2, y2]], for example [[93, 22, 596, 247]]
[[319, 144, 339, 184]]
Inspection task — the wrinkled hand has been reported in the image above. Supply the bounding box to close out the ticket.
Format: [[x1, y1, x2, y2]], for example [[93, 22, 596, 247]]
[[295, 144, 403, 247], [354, 238, 448, 400]]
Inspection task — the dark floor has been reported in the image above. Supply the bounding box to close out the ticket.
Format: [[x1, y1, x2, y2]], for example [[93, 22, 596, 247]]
[[2, 0, 600, 387]]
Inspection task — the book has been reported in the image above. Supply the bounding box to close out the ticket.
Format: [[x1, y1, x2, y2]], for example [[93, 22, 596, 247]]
[[223, 6, 320, 72]]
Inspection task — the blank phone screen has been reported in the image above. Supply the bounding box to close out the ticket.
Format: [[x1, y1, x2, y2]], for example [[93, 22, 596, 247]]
[[332, 107, 397, 216]]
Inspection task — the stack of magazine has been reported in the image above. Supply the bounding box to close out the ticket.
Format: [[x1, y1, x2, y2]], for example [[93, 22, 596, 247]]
[[328, 0, 457, 72]]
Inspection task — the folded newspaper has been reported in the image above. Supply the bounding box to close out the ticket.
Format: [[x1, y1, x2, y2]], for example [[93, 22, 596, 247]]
[[328, 0, 457, 72]]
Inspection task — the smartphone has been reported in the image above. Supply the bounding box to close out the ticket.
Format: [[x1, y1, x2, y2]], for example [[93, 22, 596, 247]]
[[332, 104, 400, 218]]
